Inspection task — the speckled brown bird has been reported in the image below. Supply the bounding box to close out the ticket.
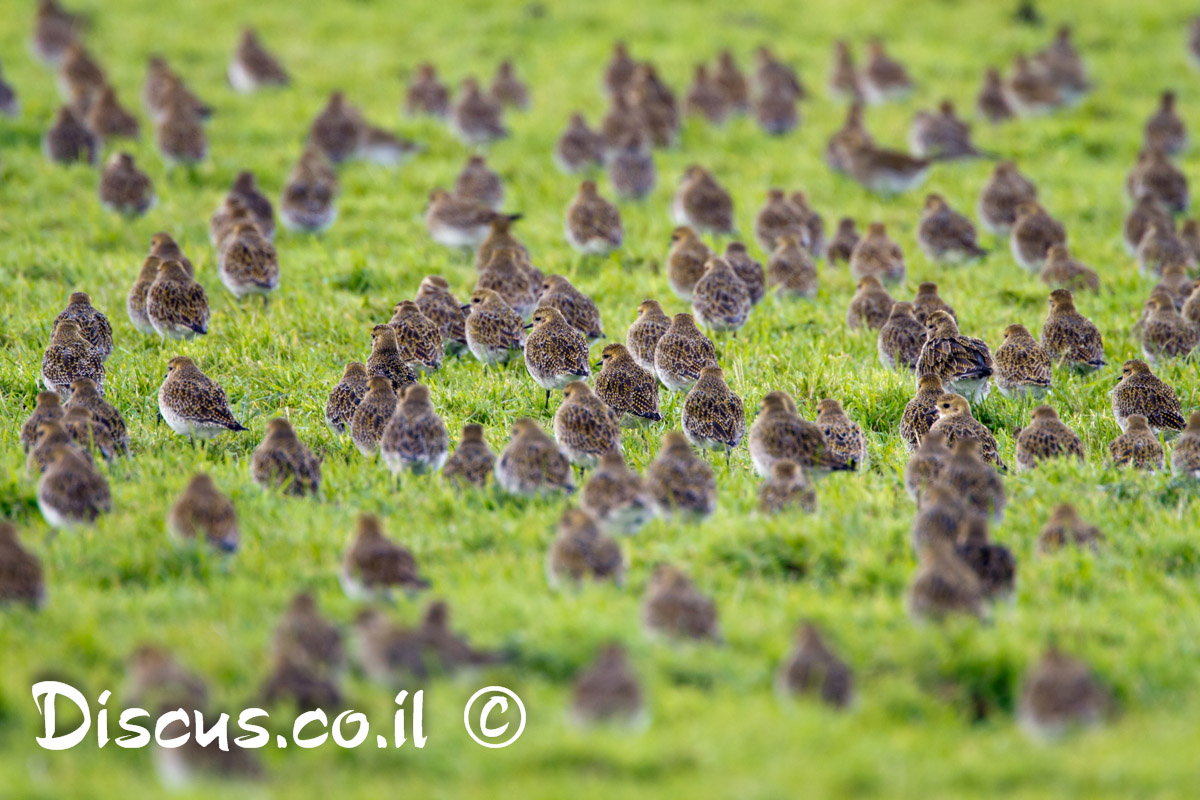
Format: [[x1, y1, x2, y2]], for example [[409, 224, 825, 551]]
[[454, 155, 504, 210], [1123, 194, 1173, 257], [60, 405, 116, 460], [565, 180, 623, 255], [749, 390, 853, 475], [42, 320, 104, 398], [20, 392, 64, 452], [826, 217, 860, 265], [323, 362, 368, 436], [538, 275, 604, 340], [692, 257, 751, 333], [1041, 289, 1105, 372], [594, 343, 661, 426], [928, 396, 1006, 470], [672, 165, 734, 234], [1111, 360, 1185, 435], [1185, 283, 1200, 331], [554, 382, 621, 468], [546, 507, 625, 589], [53, 291, 112, 361], [787, 192, 826, 258], [406, 63, 449, 118], [849, 222, 905, 283], [1136, 223, 1193, 278], [645, 431, 717, 518], [1153, 264, 1197, 310], [682, 366, 745, 458], [1170, 411, 1200, 477], [758, 460, 817, 514], [829, 40, 861, 101], [27, 420, 92, 475], [900, 373, 947, 450], [1040, 245, 1100, 293], [654, 312, 717, 393], [43, 105, 96, 164], [380, 384, 449, 475], [490, 60, 529, 109], [31, 0, 79, 66], [1005, 53, 1061, 116], [859, 38, 913, 104], [1141, 294, 1198, 363], [1144, 90, 1187, 157], [475, 216, 531, 273], [721, 243, 765, 306], [846, 275, 895, 331], [341, 513, 429, 599], [308, 91, 362, 164], [685, 64, 729, 125], [666, 225, 713, 302], [907, 541, 984, 622], [570, 644, 645, 727], [1127, 147, 1189, 213], [65, 377, 127, 452], [1010, 202, 1067, 271], [715, 50, 750, 112], [98, 152, 154, 216], [416, 600, 499, 673], [351, 376, 398, 456], [442, 424, 496, 488], [415, 276, 467, 356], [425, 188, 510, 249], [580, 450, 653, 534], [1036, 25, 1091, 101], [977, 68, 1014, 123], [954, 515, 1016, 599], [643, 565, 719, 641], [1015, 405, 1084, 471], [211, 199, 261, 252], [251, 418, 321, 496], [905, 428, 950, 502], [0, 522, 44, 607], [496, 418, 574, 496], [767, 235, 818, 299], [218, 223, 279, 304], [913, 482, 970, 550], [1018, 647, 1108, 740], [223, 171, 275, 240], [451, 77, 507, 146], [464, 288, 526, 366], [1038, 504, 1105, 553], [825, 103, 873, 173], [555, 112, 604, 174], [626, 299, 671, 373], [155, 85, 207, 166], [524, 306, 590, 408], [1180, 218, 1200, 261], [755, 188, 806, 252], [84, 84, 138, 140], [228, 28, 288, 92], [979, 161, 1040, 234], [909, 101, 981, 160], [351, 609, 429, 683], [938, 436, 1007, 523], [916, 311, 993, 402], [146, 259, 208, 340], [37, 444, 110, 528], [167, 473, 239, 551], [776, 622, 852, 707], [388, 301, 443, 375], [878, 302, 926, 371], [608, 133, 657, 201], [994, 324, 1052, 399], [918, 194, 987, 262], [280, 149, 338, 233], [364, 324, 418, 393], [840, 131, 930, 195], [159, 357, 246, 440], [815, 399, 868, 470]]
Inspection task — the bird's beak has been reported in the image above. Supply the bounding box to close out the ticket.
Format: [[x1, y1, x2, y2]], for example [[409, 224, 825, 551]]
[[522, 323, 533, 329], [460, 304, 471, 312], [594, 361, 603, 369]]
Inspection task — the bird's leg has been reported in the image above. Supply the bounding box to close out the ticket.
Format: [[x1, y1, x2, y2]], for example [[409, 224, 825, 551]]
[[544, 389, 551, 410]]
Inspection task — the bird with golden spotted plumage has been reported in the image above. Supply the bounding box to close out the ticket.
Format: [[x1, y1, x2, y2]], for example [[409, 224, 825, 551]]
[[464, 288, 526, 366], [940, 437, 1007, 523], [1127, 147, 1189, 213], [721, 243, 764, 306], [993, 324, 1052, 399], [155, 82, 208, 166], [406, 63, 449, 118], [900, 373, 947, 451], [367, 324, 418, 391], [415, 276, 467, 356], [539, 275, 604, 340], [608, 132, 657, 201], [555, 112, 604, 174], [907, 541, 984, 622], [218, 223, 279, 304], [20, 392, 64, 453], [878, 302, 926, 371], [912, 483, 975, 550], [767, 235, 818, 299], [308, 91, 362, 164], [259, 648, 342, 713], [626, 299, 671, 373], [158, 356, 247, 440], [685, 64, 728, 125], [750, 390, 854, 475], [1181, 217, 1200, 260], [776, 622, 852, 708], [43, 105, 96, 164], [489, 59, 530, 109], [380, 384, 449, 476], [1039, 503, 1104, 553], [928, 396, 1006, 470], [977, 68, 1013, 123], [826, 218, 859, 265], [546, 508, 625, 589], [123, 258, 163, 332], [351, 376, 397, 456], [1010, 202, 1066, 272], [351, 608, 430, 683], [1015, 406, 1084, 472], [692, 257, 751, 333], [825, 102, 872, 173], [787, 192, 826, 257], [31, 0, 79, 66], [594, 343, 661, 426], [98, 152, 154, 216], [451, 76, 507, 146], [1037, 25, 1091, 101], [1170, 412, 1200, 477], [341, 513, 429, 600], [758, 460, 817, 515], [643, 565, 719, 641], [666, 225, 712, 302], [815, 399, 868, 469], [570, 644, 646, 728], [475, 216, 531, 273], [1123, 195, 1172, 256], [905, 428, 950, 502], [1152, 264, 1196, 310], [388, 301, 443, 375], [167, 474, 239, 552], [425, 188, 512, 249], [977, 161, 1038, 235], [849, 222, 905, 283], [682, 366, 745, 459], [754, 188, 806, 252], [281, 148, 339, 233], [442, 424, 496, 488], [1141, 294, 1198, 363], [37, 444, 111, 529], [829, 40, 861, 101], [580, 450, 653, 534], [565, 180, 623, 255], [1110, 359, 1185, 435], [672, 165, 734, 234], [53, 292, 112, 363], [1005, 53, 1061, 116], [1136, 223, 1193, 278], [1040, 245, 1100, 293], [916, 311, 993, 402], [0, 522, 44, 608], [147, 259, 209, 339], [859, 38, 913, 103], [714, 50, 749, 112], [645, 431, 717, 519], [42, 320, 104, 398], [1144, 91, 1187, 155], [228, 27, 289, 92], [1041, 289, 1105, 372], [65, 378, 126, 452], [496, 418, 574, 497], [455, 155, 504, 210], [1018, 647, 1108, 740], [251, 418, 321, 496], [755, 46, 806, 100], [955, 516, 1016, 600], [27, 420, 91, 475], [839, 130, 931, 195], [524, 306, 590, 409], [325, 362, 368, 435], [917, 194, 987, 262], [221, 171, 275, 240], [554, 382, 622, 469], [1185, 284, 1200, 330], [60, 406, 117, 460], [211, 197, 260, 249], [653, 312, 716, 393], [909, 101, 981, 160], [846, 275, 895, 332]]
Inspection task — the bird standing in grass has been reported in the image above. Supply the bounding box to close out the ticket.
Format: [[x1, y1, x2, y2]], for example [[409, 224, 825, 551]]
[[565, 180, 623, 255], [351, 376, 398, 456], [1140, 294, 1198, 363], [645, 431, 717, 518], [909, 102, 980, 160], [692, 257, 751, 333], [908, 542, 984, 622], [826, 218, 860, 265], [65, 378, 127, 451], [594, 343, 661, 426], [43, 106, 96, 164], [1127, 148, 1189, 213], [281, 149, 339, 233], [940, 437, 1007, 520], [905, 428, 950, 502], [42, 320, 104, 398], [388, 301, 443, 375], [167, 474, 239, 551], [1010, 202, 1067, 272], [158, 357, 247, 440], [1015, 406, 1084, 471], [127, 257, 163, 335], [524, 306, 590, 408], [464, 289, 526, 366], [993, 324, 1052, 399], [767, 235, 818, 299], [99, 152, 154, 216], [406, 63, 449, 117], [682, 366, 745, 459], [571, 644, 645, 727], [61, 406, 116, 461], [556, 113, 604, 174], [367, 324, 418, 391], [626, 300, 671, 373], [54, 292, 112, 361], [496, 418, 574, 496], [859, 38, 913, 103], [580, 450, 653, 534], [758, 460, 817, 514], [755, 189, 806, 252], [976, 69, 1013, 123], [1109, 415, 1165, 470], [219, 223, 279, 304], [776, 623, 852, 707], [252, 418, 321, 496], [917, 194, 987, 262], [443, 424, 496, 488], [425, 188, 512, 248], [1170, 412, 1200, 477], [380, 384, 450, 475], [1041, 289, 1105, 372], [27, 420, 91, 475], [928, 396, 1006, 469], [846, 275, 895, 331], [341, 514, 428, 600], [666, 226, 712, 302], [1039, 504, 1105, 553], [978, 161, 1038, 235], [228, 28, 289, 93], [654, 313, 717, 393], [37, 445, 110, 528], [1018, 648, 1108, 739], [539, 275, 605, 341], [451, 77, 508, 145], [1111, 360, 1185, 435], [900, 373, 947, 450], [546, 508, 625, 589], [643, 565, 719, 641], [672, 165, 734, 234], [815, 399, 868, 470], [155, 85, 207, 167], [849, 222, 905, 283], [878, 302, 926, 371], [325, 362, 369, 435], [554, 382, 621, 469], [20, 392, 64, 452], [1040, 245, 1099, 293], [147, 260, 209, 339], [608, 132, 657, 201], [415, 276, 468, 356], [749, 391, 851, 476], [0, 523, 44, 607], [455, 155, 504, 210]]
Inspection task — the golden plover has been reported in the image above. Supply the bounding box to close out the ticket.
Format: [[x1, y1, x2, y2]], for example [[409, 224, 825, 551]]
[[625, 299, 671, 373], [767, 235, 818, 299], [539, 275, 605, 340], [555, 112, 604, 174], [917, 194, 987, 262], [228, 28, 288, 93], [367, 324, 418, 391], [218, 223, 279, 304], [464, 289, 526, 366], [580, 450, 653, 534], [654, 312, 717, 393], [682, 366, 745, 459], [645, 431, 717, 518], [451, 77, 508, 145], [666, 225, 712, 302], [147, 259, 209, 339], [928, 397, 1006, 469], [496, 418, 574, 496], [1039, 503, 1104, 553], [978, 161, 1037, 235], [672, 165, 734, 234], [389, 301, 443, 375], [251, 418, 321, 496], [900, 373, 947, 450], [53, 291, 112, 361], [1171, 411, 1200, 477], [750, 390, 853, 474], [859, 38, 913, 103], [642, 565, 719, 641], [325, 361, 368, 434], [908, 542, 984, 622], [815, 398, 869, 469], [546, 507, 625, 589], [570, 644, 645, 728], [415, 276, 467, 356], [916, 311, 994, 402], [380, 384, 450, 475], [20, 391, 64, 452], [442, 424, 496, 488], [1127, 147, 1188, 213], [0, 522, 44, 607], [425, 188, 513, 249], [775, 622, 852, 707], [341, 513, 428, 599], [846, 275, 895, 331], [167, 474, 239, 551], [98, 152, 154, 216], [994, 324, 1052, 398], [43, 105, 96, 164], [878, 302, 926, 371], [65, 377, 127, 451], [1040, 245, 1099, 293], [692, 257, 751, 333], [977, 68, 1014, 123], [1018, 647, 1108, 740], [1015, 405, 1084, 471], [42, 320, 104, 397], [455, 155, 504, 210], [1140, 293, 1198, 363], [350, 376, 398, 456], [38, 444, 110, 528], [406, 63, 449, 118], [565, 180, 623, 255], [1109, 415, 1165, 470], [758, 460, 817, 514], [1041, 289, 1105, 371], [158, 356, 247, 439], [524, 306, 590, 408], [554, 382, 622, 468], [849, 222, 905, 283], [594, 343, 661, 426], [904, 427, 950, 502], [1110, 359, 1185, 435]]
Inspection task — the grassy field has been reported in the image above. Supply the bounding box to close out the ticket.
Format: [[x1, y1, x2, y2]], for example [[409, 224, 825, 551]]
[[3, 0, 1200, 797]]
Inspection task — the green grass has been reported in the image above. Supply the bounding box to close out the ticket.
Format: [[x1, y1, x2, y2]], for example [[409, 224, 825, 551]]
[[3, 0, 1200, 797]]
